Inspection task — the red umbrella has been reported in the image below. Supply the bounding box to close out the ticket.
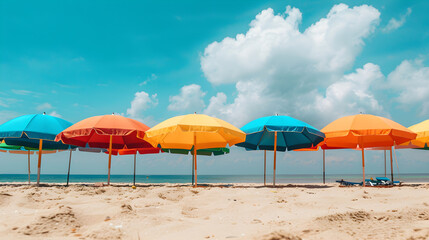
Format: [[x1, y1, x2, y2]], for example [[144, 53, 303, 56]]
[[55, 115, 153, 185]]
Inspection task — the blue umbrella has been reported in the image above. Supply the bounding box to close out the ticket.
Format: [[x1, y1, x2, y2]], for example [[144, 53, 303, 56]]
[[0, 113, 73, 185], [236, 115, 325, 186]]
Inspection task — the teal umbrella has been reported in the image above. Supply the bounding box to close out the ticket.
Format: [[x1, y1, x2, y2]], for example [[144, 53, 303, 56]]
[[0, 113, 74, 185], [236, 115, 325, 186], [162, 147, 229, 185]]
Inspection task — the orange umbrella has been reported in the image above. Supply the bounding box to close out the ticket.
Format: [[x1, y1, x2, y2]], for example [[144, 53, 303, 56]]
[[321, 114, 416, 186], [55, 115, 153, 185]]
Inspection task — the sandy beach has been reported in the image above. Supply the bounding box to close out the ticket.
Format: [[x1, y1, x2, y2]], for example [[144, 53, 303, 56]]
[[0, 183, 427, 239]]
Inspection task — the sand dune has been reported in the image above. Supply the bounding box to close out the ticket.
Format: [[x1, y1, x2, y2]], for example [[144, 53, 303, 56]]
[[0, 183, 428, 239]]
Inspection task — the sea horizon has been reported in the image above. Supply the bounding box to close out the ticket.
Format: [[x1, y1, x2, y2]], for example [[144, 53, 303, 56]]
[[1, 173, 429, 184]]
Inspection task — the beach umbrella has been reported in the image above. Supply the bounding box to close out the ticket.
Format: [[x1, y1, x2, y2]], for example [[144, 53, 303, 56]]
[[162, 147, 230, 185], [0, 114, 73, 185], [55, 114, 153, 185], [105, 148, 161, 186], [235, 115, 325, 186], [402, 119, 429, 149], [321, 114, 417, 186], [143, 113, 245, 187]]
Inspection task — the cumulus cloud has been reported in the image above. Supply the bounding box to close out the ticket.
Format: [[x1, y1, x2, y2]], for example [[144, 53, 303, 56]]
[[36, 102, 53, 111], [382, 8, 412, 33], [387, 59, 429, 115], [126, 91, 158, 120], [168, 84, 206, 112], [299, 63, 386, 127], [48, 111, 62, 118], [201, 4, 381, 127]]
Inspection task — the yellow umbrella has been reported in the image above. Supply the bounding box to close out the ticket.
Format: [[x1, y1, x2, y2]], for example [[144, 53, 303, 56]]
[[143, 113, 246, 186], [401, 119, 429, 149]]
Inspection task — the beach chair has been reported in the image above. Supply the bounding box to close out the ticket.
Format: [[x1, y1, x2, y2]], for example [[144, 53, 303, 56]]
[[375, 177, 402, 186], [336, 179, 362, 186]]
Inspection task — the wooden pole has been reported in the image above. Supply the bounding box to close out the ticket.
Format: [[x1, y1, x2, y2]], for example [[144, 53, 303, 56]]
[[191, 155, 194, 185], [66, 149, 72, 186], [27, 150, 31, 184], [362, 148, 366, 187], [390, 147, 394, 183], [107, 135, 113, 185], [193, 134, 197, 187], [384, 150, 387, 177], [36, 139, 43, 186], [264, 150, 266, 186], [273, 131, 277, 186], [323, 149, 326, 184], [133, 153, 136, 186]]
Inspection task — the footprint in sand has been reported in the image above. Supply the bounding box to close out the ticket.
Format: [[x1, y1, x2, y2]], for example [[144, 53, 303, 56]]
[[18, 206, 81, 237]]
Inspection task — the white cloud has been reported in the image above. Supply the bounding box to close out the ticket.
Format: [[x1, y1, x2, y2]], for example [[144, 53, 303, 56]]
[[139, 73, 158, 86], [201, 4, 381, 127], [299, 63, 386, 126], [387, 59, 429, 115], [126, 91, 158, 119], [382, 8, 412, 33], [48, 111, 62, 118], [36, 102, 53, 111], [12, 89, 34, 95], [168, 84, 206, 112]]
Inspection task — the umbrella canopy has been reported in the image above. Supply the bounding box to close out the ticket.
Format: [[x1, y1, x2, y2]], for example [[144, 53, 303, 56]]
[[401, 119, 429, 149], [0, 114, 73, 150], [108, 148, 161, 156], [321, 114, 417, 186], [162, 147, 230, 156], [55, 114, 153, 185], [321, 114, 416, 149], [143, 114, 245, 150], [236, 115, 325, 151], [144, 113, 245, 186], [55, 114, 153, 149], [236, 115, 325, 186], [0, 114, 73, 185]]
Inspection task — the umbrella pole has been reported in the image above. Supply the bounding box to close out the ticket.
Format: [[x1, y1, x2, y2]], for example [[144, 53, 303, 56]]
[[133, 153, 136, 186], [390, 147, 394, 183], [66, 149, 72, 186], [27, 150, 31, 184], [362, 148, 366, 187], [264, 150, 266, 186], [107, 135, 113, 185], [192, 155, 194, 185], [193, 134, 197, 187], [37, 139, 43, 186], [273, 131, 277, 187], [384, 150, 387, 177], [323, 149, 325, 184]]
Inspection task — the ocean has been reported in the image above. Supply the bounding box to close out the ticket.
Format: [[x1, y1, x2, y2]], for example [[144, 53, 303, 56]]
[[1, 173, 429, 184]]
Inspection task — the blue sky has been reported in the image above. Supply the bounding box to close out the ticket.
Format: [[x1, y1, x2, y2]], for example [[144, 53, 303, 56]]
[[1, 0, 429, 177]]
